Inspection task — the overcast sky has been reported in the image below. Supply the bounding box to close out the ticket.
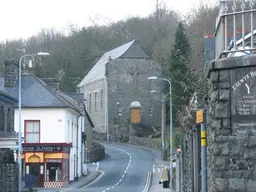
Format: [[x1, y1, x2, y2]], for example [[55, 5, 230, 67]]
[[0, 0, 216, 41]]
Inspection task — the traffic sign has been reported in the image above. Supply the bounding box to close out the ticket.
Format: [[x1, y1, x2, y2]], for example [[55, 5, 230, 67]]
[[196, 109, 204, 123]]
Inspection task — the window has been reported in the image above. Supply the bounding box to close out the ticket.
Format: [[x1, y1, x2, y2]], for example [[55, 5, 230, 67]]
[[0, 106, 4, 131], [89, 94, 92, 112], [149, 106, 153, 116], [95, 92, 97, 111], [71, 123, 73, 143], [101, 90, 103, 110], [7, 108, 11, 132], [25, 120, 40, 143], [118, 106, 122, 115]]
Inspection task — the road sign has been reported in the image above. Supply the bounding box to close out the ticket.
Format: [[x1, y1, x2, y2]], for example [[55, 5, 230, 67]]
[[196, 109, 204, 124]]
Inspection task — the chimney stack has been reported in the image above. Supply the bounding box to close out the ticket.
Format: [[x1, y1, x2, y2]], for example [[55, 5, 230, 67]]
[[4, 60, 19, 87], [41, 78, 60, 90]]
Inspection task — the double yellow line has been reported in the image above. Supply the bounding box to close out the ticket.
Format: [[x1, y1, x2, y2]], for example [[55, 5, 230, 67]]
[[143, 172, 152, 192]]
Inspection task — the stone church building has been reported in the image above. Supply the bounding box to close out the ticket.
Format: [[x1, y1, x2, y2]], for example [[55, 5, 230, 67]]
[[77, 40, 163, 139]]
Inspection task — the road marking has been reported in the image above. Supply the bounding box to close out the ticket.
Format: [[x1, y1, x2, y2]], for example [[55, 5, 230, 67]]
[[101, 146, 132, 192], [142, 172, 152, 192], [96, 162, 99, 170]]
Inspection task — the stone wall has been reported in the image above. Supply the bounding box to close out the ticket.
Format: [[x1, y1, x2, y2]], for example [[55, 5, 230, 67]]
[[93, 131, 107, 141], [85, 142, 105, 163], [128, 136, 161, 149], [106, 58, 163, 137], [0, 149, 18, 192], [206, 55, 256, 192]]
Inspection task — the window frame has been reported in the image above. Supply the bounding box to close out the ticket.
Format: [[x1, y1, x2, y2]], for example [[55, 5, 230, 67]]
[[24, 120, 40, 143], [149, 106, 153, 116]]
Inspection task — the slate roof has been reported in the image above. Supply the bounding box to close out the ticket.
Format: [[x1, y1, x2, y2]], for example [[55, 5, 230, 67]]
[[77, 39, 150, 87], [0, 75, 80, 113], [0, 90, 17, 104], [67, 92, 94, 127]]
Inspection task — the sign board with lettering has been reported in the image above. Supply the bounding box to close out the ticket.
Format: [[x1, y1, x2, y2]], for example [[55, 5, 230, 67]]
[[231, 67, 256, 135], [22, 145, 70, 152], [196, 109, 204, 124]]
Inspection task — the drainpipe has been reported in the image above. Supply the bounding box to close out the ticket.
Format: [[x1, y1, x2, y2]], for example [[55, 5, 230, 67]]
[[80, 115, 83, 175], [76, 114, 82, 180], [104, 76, 109, 141]]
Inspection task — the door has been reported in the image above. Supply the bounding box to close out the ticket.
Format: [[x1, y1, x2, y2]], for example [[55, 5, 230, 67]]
[[29, 163, 44, 187]]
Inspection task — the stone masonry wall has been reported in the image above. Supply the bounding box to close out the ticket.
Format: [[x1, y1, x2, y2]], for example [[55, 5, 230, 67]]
[[106, 58, 163, 137], [128, 136, 161, 149], [0, 149, 18, 192], [85, 142, 105, 163], [206, 55, 256, 192]]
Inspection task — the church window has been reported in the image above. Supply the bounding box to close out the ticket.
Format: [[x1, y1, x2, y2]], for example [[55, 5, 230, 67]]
[[0, 106, 4, 131], [7, 108, 11, 132], [149, 106, 153, 116], [100, 90, 103, 110], [118, 106, 122, 115], [89, 94, 92, 112], [95, 92, 97, 111]]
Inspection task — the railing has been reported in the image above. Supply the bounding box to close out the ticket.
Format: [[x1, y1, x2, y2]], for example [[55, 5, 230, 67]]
[[215, 0, 256, 58]]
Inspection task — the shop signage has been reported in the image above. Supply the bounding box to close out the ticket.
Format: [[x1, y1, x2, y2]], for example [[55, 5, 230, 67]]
[[231, 67, 256, 135], [46, 159, 62, 163], [22, 145, 63, 152]]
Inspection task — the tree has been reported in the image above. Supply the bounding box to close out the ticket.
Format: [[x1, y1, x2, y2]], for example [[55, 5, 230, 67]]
[[166, 22, 195, 125]]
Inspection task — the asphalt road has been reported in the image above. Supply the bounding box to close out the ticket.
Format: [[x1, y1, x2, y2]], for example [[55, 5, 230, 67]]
[[76, 143, 154, 192]]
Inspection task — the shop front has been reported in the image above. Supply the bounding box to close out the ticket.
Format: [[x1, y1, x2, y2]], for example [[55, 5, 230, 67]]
[[20, 143, 71, 188]]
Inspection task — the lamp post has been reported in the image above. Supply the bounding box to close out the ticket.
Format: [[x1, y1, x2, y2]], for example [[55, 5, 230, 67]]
[[148, 76, 173, 189], [150, 90, 165, 158], [18, 52, 50, 192]]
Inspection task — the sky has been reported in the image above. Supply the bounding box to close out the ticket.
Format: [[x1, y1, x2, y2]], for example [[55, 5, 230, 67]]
[[0, 0, 215, 41]]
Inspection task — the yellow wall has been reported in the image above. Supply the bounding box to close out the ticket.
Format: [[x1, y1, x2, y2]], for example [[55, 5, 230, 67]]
[[23, 152, 69, 163]]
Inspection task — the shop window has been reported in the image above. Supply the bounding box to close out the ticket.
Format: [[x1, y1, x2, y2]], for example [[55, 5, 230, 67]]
[[25, 120, 40, 143], [46, 161, 62, 182]]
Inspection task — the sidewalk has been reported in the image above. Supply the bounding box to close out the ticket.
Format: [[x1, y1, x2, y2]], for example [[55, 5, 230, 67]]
[[31, 170, 101, 192], [150, 150, 175, 192]]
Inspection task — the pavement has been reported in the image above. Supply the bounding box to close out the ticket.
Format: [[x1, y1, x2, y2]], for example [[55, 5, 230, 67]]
[[25, 170, 101, 192], [149, 150, 176, 192]]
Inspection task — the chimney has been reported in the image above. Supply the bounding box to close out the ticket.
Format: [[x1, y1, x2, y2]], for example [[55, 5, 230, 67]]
[[41, 78, 60, 90], [4, 60, 19, 87]]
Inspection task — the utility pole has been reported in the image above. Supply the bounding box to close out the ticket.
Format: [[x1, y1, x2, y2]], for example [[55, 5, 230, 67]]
[[196, 109, 207, 192]]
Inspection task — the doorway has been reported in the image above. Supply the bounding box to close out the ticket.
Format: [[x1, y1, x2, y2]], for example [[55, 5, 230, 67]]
[[27, 163, 44, 187]]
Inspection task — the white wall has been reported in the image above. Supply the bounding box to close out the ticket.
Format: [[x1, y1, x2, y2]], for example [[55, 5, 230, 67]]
[[14, 107, 83, 181]]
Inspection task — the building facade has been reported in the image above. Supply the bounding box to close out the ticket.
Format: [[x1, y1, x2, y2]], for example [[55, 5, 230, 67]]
[[0, 60, 93, 188], [78, 40, 163, 138]]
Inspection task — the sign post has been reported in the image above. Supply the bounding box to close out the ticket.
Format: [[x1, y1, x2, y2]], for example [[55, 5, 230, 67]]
[[196, 109, 207, 192]]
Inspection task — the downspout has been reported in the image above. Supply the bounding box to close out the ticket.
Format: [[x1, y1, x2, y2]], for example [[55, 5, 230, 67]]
[[104, 76, 109, 141], [80, 115, 83, 175], [76, 114, 82, 180]]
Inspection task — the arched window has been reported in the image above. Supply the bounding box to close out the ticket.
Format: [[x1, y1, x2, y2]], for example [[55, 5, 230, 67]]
[[0, 106, 4, 131]]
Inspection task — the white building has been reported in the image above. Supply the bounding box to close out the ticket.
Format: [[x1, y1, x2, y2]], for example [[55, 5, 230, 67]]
[[0, 60, 94, 188]]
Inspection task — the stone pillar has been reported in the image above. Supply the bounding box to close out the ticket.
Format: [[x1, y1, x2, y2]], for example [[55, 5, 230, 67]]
[[206, 55, 256, 192], [0, 148, 18, 192]]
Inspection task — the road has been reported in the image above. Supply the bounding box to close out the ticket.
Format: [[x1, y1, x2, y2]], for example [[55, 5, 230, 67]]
[[75, 143, 154, 192]]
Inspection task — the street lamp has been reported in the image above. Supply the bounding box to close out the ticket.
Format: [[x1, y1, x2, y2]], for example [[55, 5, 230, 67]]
[[18, 52, 50, 192], [150, 90, 165, 154], [148, 76, 173, 189]]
